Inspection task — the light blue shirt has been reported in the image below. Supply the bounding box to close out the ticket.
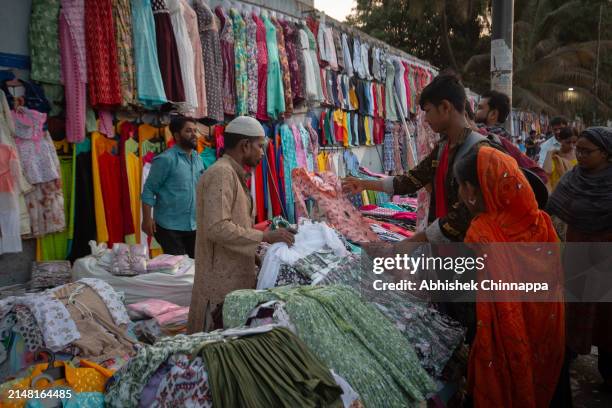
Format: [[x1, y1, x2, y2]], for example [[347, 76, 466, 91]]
[[141, 146, 204, 231]]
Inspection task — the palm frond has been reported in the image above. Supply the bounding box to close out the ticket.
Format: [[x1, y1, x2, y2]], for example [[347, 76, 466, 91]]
[[513, 85, 558, 113]]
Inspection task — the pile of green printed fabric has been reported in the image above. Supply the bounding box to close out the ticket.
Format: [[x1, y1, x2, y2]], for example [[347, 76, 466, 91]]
[[105, 326, 346, 408], [224, 285, 438, 407]]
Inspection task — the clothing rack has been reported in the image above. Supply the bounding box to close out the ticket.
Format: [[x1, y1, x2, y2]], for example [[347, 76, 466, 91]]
[[301, 9, 438, 74]]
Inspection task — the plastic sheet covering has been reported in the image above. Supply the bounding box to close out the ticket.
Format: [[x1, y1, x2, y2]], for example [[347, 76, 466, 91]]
[[71, 257, 194, 306]]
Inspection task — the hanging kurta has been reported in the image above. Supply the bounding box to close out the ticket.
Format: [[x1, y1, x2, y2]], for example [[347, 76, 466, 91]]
[[167, 0, 198, 113], [215, 7, 236, 116], [59, 0, 87, 143], [305, 26, 324, 103], [299, 28, 317, 102], [193, 0, 223, 121], [245, 13, 258, 116], [112, 0, 137, 106], [263, 16, 285, 119], [254, 13, 269, 121], [152, 0, 186, 103], [272, 18, 292, 116], [85, 0, 122, 108], [29, 0, 62, 85], [187, 155, 264, 333], [229, 9, 248, 116], [130, 0, 167, 107], [280, 20, 304, 107], [180, 0, 207, 118]]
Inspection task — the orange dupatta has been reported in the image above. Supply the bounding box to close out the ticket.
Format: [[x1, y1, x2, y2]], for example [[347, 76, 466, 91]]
[[465, 147, 564, 407]]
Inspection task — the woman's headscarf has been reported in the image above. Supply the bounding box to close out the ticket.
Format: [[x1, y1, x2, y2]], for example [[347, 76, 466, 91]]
[[465, 147, 564, 408], [547, 127, 612, 233]]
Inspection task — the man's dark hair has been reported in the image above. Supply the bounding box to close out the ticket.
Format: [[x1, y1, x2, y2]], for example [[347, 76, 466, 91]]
[[223, 132, 251, 150], [529, 130, 536, 136], [550, 116, 569, 127], [558, 127, 574, 141], [169, 115, 197, 135], [419, 73, 466, 113], [481, 90, 510, 123]]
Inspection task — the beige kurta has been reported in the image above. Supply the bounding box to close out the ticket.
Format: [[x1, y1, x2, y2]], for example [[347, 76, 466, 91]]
[[187, 155, 264, 333]]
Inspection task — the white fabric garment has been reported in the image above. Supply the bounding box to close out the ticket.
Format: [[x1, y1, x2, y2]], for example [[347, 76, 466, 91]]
[[167, 0, 198, 113], [394, 59, 408, 118], [317, 20, 328, 64], [18, 293, 81, 352], [257, 221, 349, 289], [372, 48, 381, 81], [341, 33, 353, 78], [353, 37, 365, 79], [76, 278, 131, 326], [299, 29, 318, 101], [360, 41, 372, 80], [538, 136, 562, 167], [331, 370, 361, 408], [324, 27, 338, 71]]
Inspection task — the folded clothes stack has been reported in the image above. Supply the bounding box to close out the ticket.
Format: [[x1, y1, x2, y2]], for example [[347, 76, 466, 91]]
[[128, 299, 189, 338], [146, 255, 188, 275]]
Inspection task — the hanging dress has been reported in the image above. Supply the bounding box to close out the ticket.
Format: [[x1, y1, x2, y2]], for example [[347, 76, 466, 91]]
[[215, 6, 236, 116], [193, 0, 223, 121], [152, 0, 186, 103], [180, 0, 207, 118], [263, 16, 285, 120], [246, 13, 259, 116], [230, 9, 248, 116], [130, 0, 167, 108], [30, 0, 62, 85], [254, 13, 269, 121], [112, 0, 137, 106], [167, 0, 198, 113], [85, 0, 122, 108], [59, 0, 87, 143], [272, 18, 292, 116]]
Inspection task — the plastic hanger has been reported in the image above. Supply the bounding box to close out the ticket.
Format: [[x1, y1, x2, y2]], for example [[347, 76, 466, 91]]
[[30, 348, 66, 388]]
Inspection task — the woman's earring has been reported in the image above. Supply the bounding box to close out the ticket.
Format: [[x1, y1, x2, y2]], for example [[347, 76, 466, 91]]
[[468, 198, 476, 205]]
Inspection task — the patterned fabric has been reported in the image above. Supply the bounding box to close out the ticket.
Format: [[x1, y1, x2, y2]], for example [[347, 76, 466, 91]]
[[12, 109, 60, 184], [383, 123, 395, 172], [12, 307, 42, 353], [105, 332, 224, 407], [291, 168, 379, 242], [153, 354, 213, 407], [279, 125, 297, 223], [180, 0, 207, 118], [280, 20, 304, 107], [130, 0, 167, 108], [193, 0, 223, 121], [275, 264, 311, 286], [76, 278, 131, 326], [299, 124, 314, 172], [224, 285, 436, 407], [29, 0, 62, 84], [113, 0, 137, 106], [59, 0, 87, 142], [254, 14, 269, 121], [230, 9, 248, 116], [215, 6, 236, 115], [26, 391, 105, 408], [245, 14, 258, 115], [24, 180, 66, 238], [272, 18, 292, 115], [18, 293, 80, 352], [85, 0, 122, 108]]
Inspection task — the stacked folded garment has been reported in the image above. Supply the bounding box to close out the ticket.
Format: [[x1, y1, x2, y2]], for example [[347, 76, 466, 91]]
[[128, 299, 189, 337], [146, 255, 188, 275]]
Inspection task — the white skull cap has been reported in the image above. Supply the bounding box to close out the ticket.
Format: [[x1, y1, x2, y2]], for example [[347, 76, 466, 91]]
[[225, 116, 265, 137]]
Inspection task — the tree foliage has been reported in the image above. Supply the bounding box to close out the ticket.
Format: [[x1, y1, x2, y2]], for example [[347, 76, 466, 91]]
[[347, 0, 612, 122]]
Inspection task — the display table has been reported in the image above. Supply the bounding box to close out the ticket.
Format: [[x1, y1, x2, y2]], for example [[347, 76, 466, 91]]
[[72, 256, 194, 306]]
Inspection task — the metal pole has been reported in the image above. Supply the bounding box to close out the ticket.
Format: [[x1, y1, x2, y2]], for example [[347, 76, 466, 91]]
[[593, 2, 603, 125], [491, 0, 514, 132]]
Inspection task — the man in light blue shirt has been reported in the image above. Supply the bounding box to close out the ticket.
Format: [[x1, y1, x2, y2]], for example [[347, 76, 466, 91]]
[[141, 116, 204, 258], [537, 116, 568, 167]]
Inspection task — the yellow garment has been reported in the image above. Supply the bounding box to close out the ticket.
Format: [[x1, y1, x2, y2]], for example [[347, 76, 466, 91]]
[[317, 153, 327, 172], [91, 132, 117, 243], [342, 111, 349, 147], [364, 116, 372, 146], [548, 156, 577, 191], [349, 87, 359, 110], [361, 190, 370, 205], [137, 124, 168, 159], [126, 152, 142, 244], [0, 360, 114, 408]]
